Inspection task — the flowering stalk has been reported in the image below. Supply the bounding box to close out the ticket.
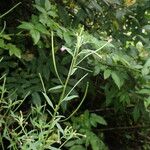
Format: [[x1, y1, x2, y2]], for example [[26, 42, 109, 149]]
[[52, 28, 85, 119]]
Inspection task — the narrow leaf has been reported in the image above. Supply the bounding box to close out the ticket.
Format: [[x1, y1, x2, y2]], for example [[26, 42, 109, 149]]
[[63, 95, 78, 101], [48, 85, 63, 93], [42, 92, 54, 109]]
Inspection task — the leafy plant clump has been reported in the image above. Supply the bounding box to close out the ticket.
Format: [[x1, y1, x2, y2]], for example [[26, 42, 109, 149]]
[[0, 0, 150, 149]]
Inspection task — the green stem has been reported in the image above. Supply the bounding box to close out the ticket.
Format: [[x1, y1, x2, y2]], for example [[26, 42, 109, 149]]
[[0, 21, 6, 35], [77, 40, 111, 66], [52, 30, 83, 119], [61, 82, 89, 122], [53, 55, 75, 118], [62, 73, 88, 102], [0, 2, 21, 19], [51, 31, 64, 85], [39, 73, 47, 93], [0, 77, 6, 100]]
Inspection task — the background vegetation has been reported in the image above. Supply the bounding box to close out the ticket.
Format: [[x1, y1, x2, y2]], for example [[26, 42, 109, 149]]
[[0, 0, 150, 149]]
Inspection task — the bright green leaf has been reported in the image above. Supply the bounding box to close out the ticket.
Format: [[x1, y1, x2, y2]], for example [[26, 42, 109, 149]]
[[63, 95, 78, 101], [45, 0, 51, 11], [104, 69, 111, 79], [69, 145, 85, 150], [90, 113, 107, 125], [30, 29, 40, 44], [48, 85, 63, 93], [144, 97, 150, 111], [42, 92, 54, 109], [34, 5, 46, 14], [138, 89, 150, 94], [35, 23, 49, 34], [18, 22, 34, 30], [111, 72, 122, 89], [7, 43, 21, 58], [143, 25, 150, 32]]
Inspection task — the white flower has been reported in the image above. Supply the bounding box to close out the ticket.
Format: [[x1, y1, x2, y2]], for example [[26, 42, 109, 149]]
[[60, 46, 66, 52]]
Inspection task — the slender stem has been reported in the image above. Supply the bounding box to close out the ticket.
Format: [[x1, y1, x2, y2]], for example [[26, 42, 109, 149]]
[[0, 133, 5, 150], [53, 54, 75, 118], [61, 82, 89, 122], [0, 21, 6, 35], [1, 77, 6, 100], [62, 73, 88, 102], [51, 31, 64, 85], [99, 125, 150, 132], [0, 2, 21, 19], [52, 31, 83, 119], [77, 40, 111, 65], [39, 73, 46, 94]]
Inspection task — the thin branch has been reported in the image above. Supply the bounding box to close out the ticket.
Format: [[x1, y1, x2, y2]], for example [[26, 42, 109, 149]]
[[99, 125, 150, 132], [0, 2, 21, 19]]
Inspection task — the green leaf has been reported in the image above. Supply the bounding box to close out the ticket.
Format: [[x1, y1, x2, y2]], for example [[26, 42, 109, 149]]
[[34, 5, 46, 14], [111, 72, 122, 89], [90, 113, 107, 125], [39, 13, 48, 25], [143, 25, 150, 32], [56, 123, 64, 134], [35, 23, 49, 34], [104, 69, 111, 79], [138, 88, 150, 95], [63, 31, 72, 46], [63, 95, 78, 101], [47, 10, 57, 18], [32, 92, 41, 106], [30, 29, 40, 44], [86, 131, 107, 150], [48, 85, 63, 93], [142, 67, 149, 76], [144, 97, 150, 111], [49, 146, 60, 150], [133, 105, 140, 122], [0, 39, 5, 48], [42, 92, 54, 109], [1, 34, 11, 40], [45, 0, 51, 11], [144, 58, 150, 67], [6, 43, 21, 58], [69, 145, 85, 150], [18, 22, 34, 30]]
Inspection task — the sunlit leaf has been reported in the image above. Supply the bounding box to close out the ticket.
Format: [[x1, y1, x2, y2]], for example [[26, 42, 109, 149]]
[[104, 69, 111, 79], [30, 29, 40, 44], [42, 92, 54, 109], [7, 43, 21, 58], [48, 85, 63, 93], [63, 95, 78, 101], [45, 0, 51, 11], [18, 22, 34, 30], [111, 72, 123, 89]]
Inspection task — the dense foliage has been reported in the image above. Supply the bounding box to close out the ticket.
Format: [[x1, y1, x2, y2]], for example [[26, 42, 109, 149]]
[[0, 0, 150, 149]]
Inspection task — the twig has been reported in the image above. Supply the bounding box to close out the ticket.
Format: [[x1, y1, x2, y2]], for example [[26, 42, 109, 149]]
[[0, 2, 21, 19], [99, 125, 150, 132], [89, 105, 135, 113]]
